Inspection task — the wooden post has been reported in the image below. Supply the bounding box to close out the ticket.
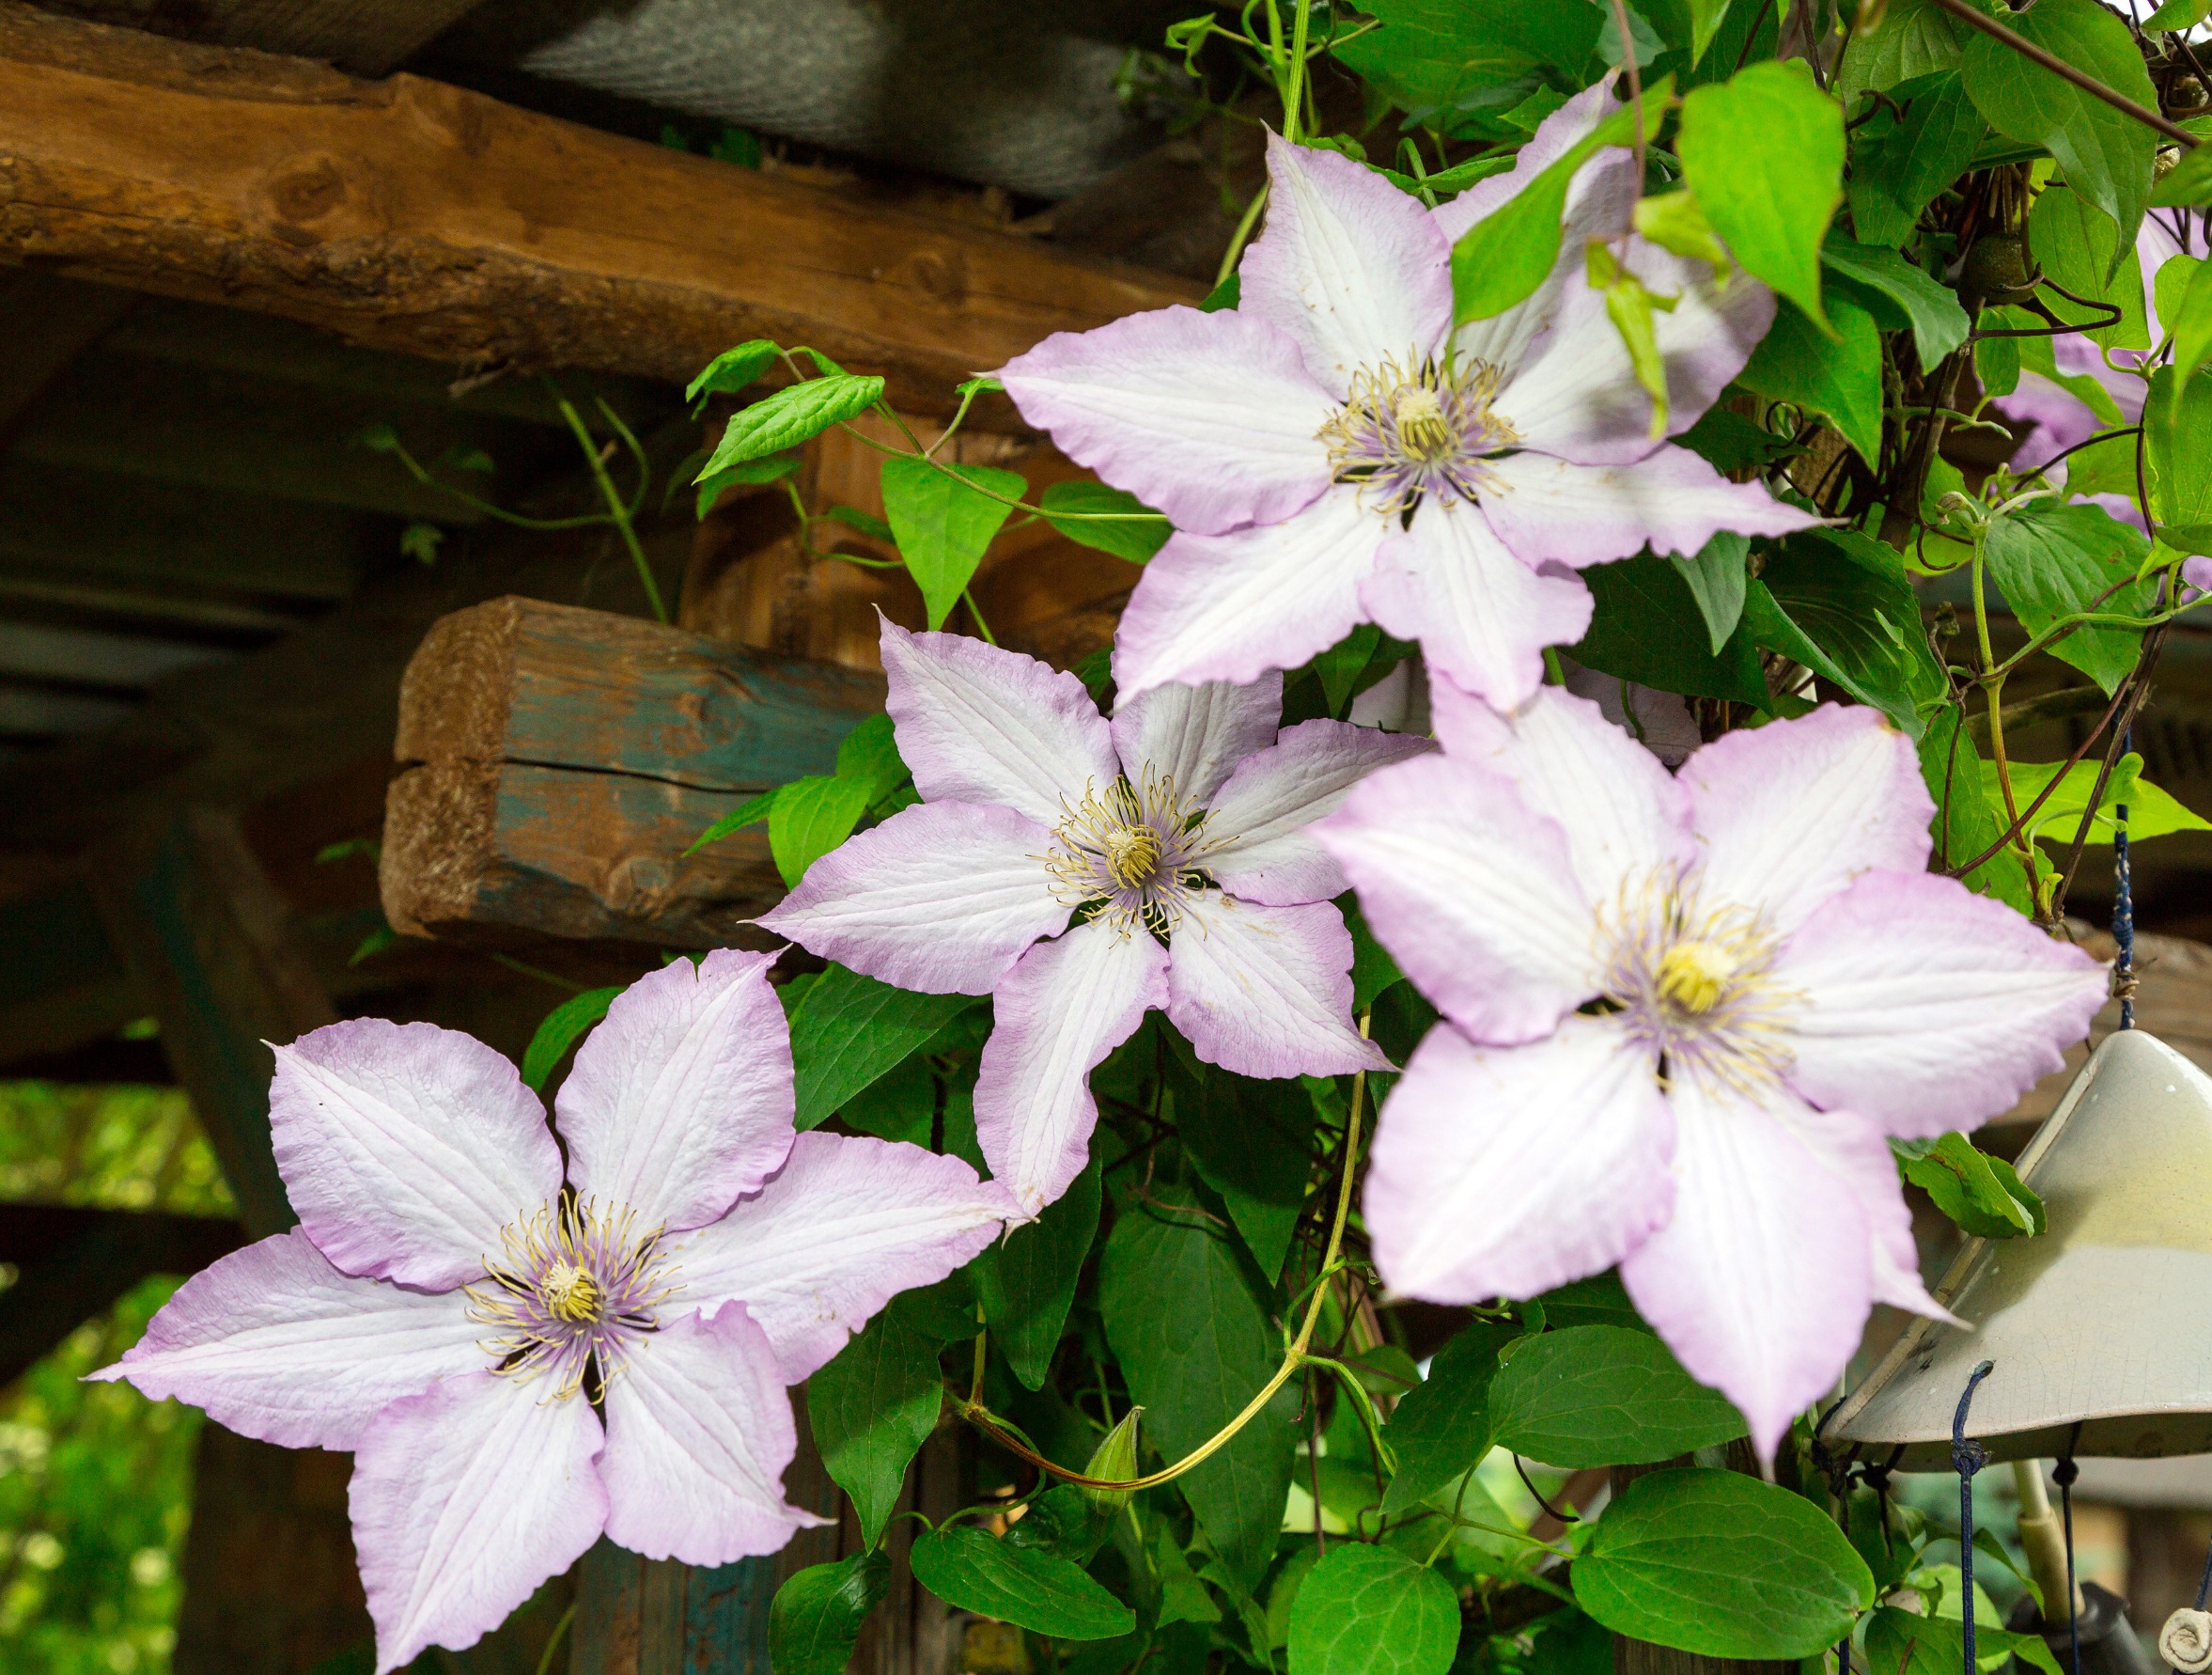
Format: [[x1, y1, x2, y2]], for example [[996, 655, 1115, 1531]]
[[380, 597, 885, 950]]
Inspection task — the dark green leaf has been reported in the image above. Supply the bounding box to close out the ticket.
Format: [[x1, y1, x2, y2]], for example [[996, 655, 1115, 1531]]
[[1531, 1273, 1645, 1331], [1572, 553, 1770, 706], [2029, 184, 2149, 352], [688, 339, 782, 401], [1847, 73, 1986, 248], [1040, 481, 1171, 565], [1201, 274, 1240, 312], [807, 1309, 943, 1547], [1005, 1482, 1118, 1567], [1676, 405, 1799, 475], [1177, 1073, 1320, 1282], [1918, 708, 2034, 916], [1822, 235, 1971, 366], [1737, 290, 1883, 462], [1285, 1545, 1460, 1675], [770, 1552, 892, 1675], [1834, 0, 1964, 102], [768, 774, 876, 887], [974, 1161, 1101, 1389], [1981, 501, 2154, 694], [1669, 531, 1750, 654], [1313, 624, 1384, 718], [909, 1526, 1136, 1640], [1894, 1132, 2045, 1238], [698, 374, 885, 478], [2151, 362, 2212, 556], [520, 986, 621, 1092], [1573, 1468, 1876, 1658], [697, 451, 804, 517], [880, 457, 1027, 629], [1743, 529, 1940, 734], [1962, 0, 2157, 257], [1332, 1, 1602, 133], [788, 963, 980, 1133], [839, 1052, 934, 1144], [1380, 1321, 1514, 1516], [1864, 1605, 2064, 1675], [1678, 60, 1845, 330], [1098, 1201, 1298, 1589], [1488, 1325, 1744, 1466], [688, 787, 779, 855], [1344, 901, 1404, 1012]]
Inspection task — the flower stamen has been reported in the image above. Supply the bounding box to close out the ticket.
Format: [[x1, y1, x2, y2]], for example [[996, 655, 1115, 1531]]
[[466, 1197, 677, 1401], [1038, 769, 1221, 939], [1318, 352, 1518, 515]]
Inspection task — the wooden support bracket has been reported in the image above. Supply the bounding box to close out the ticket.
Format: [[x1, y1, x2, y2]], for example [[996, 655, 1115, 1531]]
[[381, 597, 883, 950]]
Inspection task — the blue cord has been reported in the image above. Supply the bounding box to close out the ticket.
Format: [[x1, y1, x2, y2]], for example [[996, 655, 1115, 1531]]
[[2116, 726, 2135, 1031], [1954, 1362, 1995, 1675]]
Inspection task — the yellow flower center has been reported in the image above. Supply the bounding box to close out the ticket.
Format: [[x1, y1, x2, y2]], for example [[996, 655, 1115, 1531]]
[[1393, 384, 1452, 456], [1100, 823, 1163, 889], [1653, 939, 1737, 1016], [539, 1260, 602, 1324]]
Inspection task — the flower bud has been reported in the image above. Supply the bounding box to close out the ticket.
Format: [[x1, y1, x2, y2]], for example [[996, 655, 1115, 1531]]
[[1081, 1407, 1144, 1514], [2162, 1608, 2212, 1674]]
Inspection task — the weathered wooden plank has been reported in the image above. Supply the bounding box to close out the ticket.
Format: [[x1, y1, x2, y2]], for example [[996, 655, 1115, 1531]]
[[0, 4, 1198, 414], [382, 597, 882, 947], [0, 1204, 242, 1386], [88, 807, 336, 1237], [0, 269, 135, 431]]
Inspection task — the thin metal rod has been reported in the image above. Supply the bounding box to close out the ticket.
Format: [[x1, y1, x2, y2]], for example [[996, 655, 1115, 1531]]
[[1924, 0, 2198, 147]]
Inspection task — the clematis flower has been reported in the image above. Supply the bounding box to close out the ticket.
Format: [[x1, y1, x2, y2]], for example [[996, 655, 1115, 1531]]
[[1316, 685, 2108, 1455], [93, 950, 1010, 1672], [760, 620, 1425, 1216], [997, 82, 1816, 712]]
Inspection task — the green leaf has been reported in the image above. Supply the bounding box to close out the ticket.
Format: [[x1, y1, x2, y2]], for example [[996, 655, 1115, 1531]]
[[697, 451, 804, 517], [1572, 553, 1770, 706], [1451, 94, 1658, 323], [826, 504, 896, 543], [1992, 751, 2212, 850], [2151, 363, 2212, 552], [787, 963, 979, 1133], [1847, 73, 1987, 249], [1155, 1526, 1223, 1627], [1962, 0, 2157, 257], [1865, 1605, 2064, 1675], [1488, 1325, 1744, 1466], [2029, 184, 2150, 352], [1634, 188, 1732, 270], [1834, 0, 1964, 102], [1285, 1545, 1460, 1675], [1743, 529, 1940, 734], [1678, 60, 1844, 331], [1822, 235, 1971, 367], [1332, 1, 1603, 134], [697, 374, 885, 479], [1311, 624, 1384, 718], [768, 774, 876, 887], [974, 1161, 1101, 1390], [1981, 501, 2154, 694], [1532, 1273, 1647, 1331], [880, 457, 1027, 629], [2167, 253, 2212, 428], [1894, 1132, 2046, 1238], [1040, 481, 1171, 565], [1686, 0, 1735, 65], [520, 986, 621, 1091], [1380, 1322, 1513, 1516], [1919, 708, 2034, 915], [1737, 290, 1883, 462], [909, 1526, 1135, 1641], [1201, 274, 1240, 312], [1573, 1468, 1876, 1658], [1098, 1201, 1298, 1589], [1676, 405, 1799, 475], [807, 1309, 942, 1547], [688, 787, 779, 855], [2145, 0, 2212, 27], [688, 339, 783, 401], [770, 1552, 892, 1675], [835, 712, 909, 804], [1177, 1072, 1321, 1282], [2155, 144, 2212, 208], [1669, 531, 1751, 654]]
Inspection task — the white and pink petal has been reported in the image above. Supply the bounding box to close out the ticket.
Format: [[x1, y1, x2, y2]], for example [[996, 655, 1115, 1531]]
[[600, 1306, 824, 1565], [270, 1019, 562, 1292], [976, 918, 1169, 1217], [758, 802, 1069, 996], [1775, 870, 2108, 1137], [350, 1372, 607, 1674], [998, 305, 1337, 537], [90, 1229, 485, 1451], [674, 1132, 1014, 1381], [881, 622, 1118, 828], [1363, 499, 1594, 712], [554, 948, 795, 1237], [1203, 718, 1434, 907], [1165, 896, 1388, 1080], [1111, 675, 1284, 808], [1477, 446, 1818, 572], [1367, 1016, 1675, 1304]]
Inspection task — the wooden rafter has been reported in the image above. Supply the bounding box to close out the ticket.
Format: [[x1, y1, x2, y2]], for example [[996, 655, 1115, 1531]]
[[0, 5, 1200, 414]]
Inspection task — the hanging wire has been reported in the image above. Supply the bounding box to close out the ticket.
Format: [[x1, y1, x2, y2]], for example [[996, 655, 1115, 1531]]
[[2116, 725, 2137, 1031], [1954, 1361, 1997, 1675], [2058, 1421, 2083, 1675]]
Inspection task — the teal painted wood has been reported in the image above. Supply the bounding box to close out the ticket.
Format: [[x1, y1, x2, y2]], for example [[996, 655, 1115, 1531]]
[[681, 1557, 778, 1674], [568, 1541, 775, 1675]]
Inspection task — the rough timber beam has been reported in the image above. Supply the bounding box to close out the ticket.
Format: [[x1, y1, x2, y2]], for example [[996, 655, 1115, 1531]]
[[0, 5, 1201, 415]]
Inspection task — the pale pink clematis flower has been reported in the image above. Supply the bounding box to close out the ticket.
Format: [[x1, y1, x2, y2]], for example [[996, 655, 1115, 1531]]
[[1316, 685, 2108, 1456], [94, 950, 1011, 1673], [997, 83, 1817, 713], [760, 620, 1426, 1217]]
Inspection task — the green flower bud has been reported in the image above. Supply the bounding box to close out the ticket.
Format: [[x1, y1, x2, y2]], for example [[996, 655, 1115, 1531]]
[[1081, 1406, 1144, 1513]]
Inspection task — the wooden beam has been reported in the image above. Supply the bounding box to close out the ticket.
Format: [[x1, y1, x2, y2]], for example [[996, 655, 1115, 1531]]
[[0, 5, 1200, 414], [0, 270, 134, 433], [381, 597, 882, 948], [0, 1203, 242, 1386], [55, 0, 490, 75], [88, 807, 337, 1237], [0, 880, 139, 1065]]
